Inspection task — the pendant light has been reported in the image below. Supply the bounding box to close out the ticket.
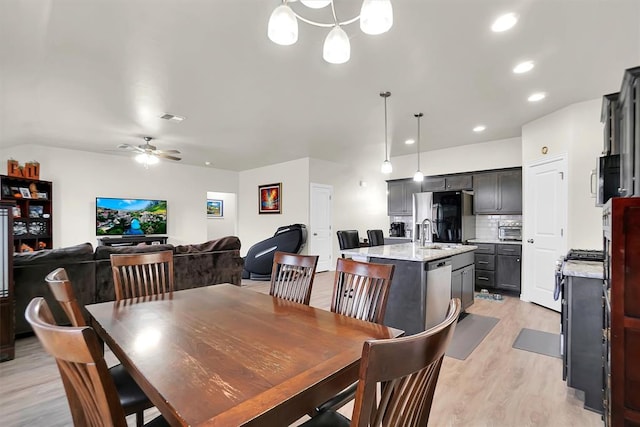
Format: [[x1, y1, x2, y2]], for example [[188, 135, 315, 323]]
[[413, 113, 424, 182], [380, 91, 392, 174]]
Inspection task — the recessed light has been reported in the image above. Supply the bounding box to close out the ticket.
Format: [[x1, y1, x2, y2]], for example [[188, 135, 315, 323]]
[[159, 113, 186, 122], [205, 161, 211, 166], [405, 138, 415, 145], [491, 13, 518, 32], [528, 92, 546, 102], [513, 60, 534, 74], [473, 125, 486, 132]]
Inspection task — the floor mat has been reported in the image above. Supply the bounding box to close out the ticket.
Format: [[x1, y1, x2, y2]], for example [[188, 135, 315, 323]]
[[512, 328, 561, 358], [445, 313, 500, 360]]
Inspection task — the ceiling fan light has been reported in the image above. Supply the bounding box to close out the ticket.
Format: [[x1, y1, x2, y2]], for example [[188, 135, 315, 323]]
[[381, 160, 393, 174], [136, 153, 159, 165], [360, 0, 393, 35], [300, 0, 331, 9], [323, 25, 350, 64], [268, 5, 298, 46], [413, 170, 424, 182]]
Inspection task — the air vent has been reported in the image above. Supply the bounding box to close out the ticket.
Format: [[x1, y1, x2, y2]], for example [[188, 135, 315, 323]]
[[159, 113, 185, 122]]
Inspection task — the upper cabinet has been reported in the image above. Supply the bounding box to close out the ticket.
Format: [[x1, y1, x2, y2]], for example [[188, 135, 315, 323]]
[[601, 92, 621, 156], [387, 179, 421, 216], [618, 66, 640, 197], [473, 168, 522, 215], [421, 175, 473, 192]]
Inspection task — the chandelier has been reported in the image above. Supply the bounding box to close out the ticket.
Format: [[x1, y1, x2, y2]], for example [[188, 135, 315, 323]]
[[267, 0, 393, 64]]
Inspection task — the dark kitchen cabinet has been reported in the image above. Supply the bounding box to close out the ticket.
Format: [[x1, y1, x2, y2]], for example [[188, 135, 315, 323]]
[[387, 179, 421, 216], [451, 252, 475, 311], [618, 67, 640, 197], [496, 244, 521, 292], [421, 175, 472, 192], [474, 243, 495, 289], [473, 168, 522, 214], [601, 92, 621, 156]]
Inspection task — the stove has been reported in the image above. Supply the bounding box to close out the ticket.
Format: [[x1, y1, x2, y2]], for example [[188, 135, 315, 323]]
[[565, 249, 605, 261]]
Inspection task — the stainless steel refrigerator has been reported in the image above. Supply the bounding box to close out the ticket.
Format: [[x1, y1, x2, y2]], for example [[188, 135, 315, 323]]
[[412, 191, 476, 243]]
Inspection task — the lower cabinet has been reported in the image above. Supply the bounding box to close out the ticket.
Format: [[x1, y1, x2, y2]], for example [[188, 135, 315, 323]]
[[452, 264, 474, 310], [474, 242, 521, 294]]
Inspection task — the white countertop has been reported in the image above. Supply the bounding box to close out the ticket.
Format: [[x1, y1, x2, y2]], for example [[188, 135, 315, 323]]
[[467, 239, 522, 245], [563, 260, 604, 279], [341, 242, 477, 262]]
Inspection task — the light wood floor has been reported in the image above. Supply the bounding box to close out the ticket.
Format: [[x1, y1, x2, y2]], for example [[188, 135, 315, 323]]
[[0, 271, 602, 426]]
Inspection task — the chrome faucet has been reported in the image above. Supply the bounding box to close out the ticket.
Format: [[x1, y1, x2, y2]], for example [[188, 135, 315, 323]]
[[421, 218, 432, 247]]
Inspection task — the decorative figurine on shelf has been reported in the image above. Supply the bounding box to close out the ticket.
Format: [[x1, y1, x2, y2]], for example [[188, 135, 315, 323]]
[[29, 182, 38, 195], [20, 243, 34, 253], [37, 241, 47, 250]]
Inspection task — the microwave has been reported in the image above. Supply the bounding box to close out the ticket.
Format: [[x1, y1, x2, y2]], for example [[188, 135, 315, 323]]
[[498, 221, 522, 241], [591, 154, 620, 207]]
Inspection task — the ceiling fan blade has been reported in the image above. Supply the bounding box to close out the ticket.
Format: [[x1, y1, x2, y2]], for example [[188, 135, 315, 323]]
[[155, 149, 181, 154], [156, 154, 182, 161], [118, 143, 145, 153]]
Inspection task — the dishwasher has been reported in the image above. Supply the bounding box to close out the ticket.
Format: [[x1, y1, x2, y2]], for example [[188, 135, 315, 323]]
[[425, 258, 452, 330]]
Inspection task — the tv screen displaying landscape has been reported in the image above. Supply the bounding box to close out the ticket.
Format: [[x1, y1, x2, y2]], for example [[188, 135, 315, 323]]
[[96, 198, 167, 236]]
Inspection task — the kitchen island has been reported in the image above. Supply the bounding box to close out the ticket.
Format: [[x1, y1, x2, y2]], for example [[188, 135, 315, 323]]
[[341, 242, 477, 335]]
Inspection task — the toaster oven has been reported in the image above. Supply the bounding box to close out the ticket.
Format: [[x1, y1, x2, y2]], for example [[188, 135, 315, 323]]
[[498, 221, 522, 241]]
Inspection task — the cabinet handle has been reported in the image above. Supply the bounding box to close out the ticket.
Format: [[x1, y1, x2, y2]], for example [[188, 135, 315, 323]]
[[517, 258, 520, 262], [478, 277, 489, 281], [618, 187, 627, 195], [502, 248, 515, 252], [478, 261, 489, 264]]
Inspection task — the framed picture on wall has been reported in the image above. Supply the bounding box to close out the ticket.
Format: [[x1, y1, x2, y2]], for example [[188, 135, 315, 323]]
[[207, 199, 223, 217], [258, 183, 282, 214]]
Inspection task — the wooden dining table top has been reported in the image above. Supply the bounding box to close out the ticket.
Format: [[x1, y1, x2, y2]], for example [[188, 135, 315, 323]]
[[86, 284, 403, 426]]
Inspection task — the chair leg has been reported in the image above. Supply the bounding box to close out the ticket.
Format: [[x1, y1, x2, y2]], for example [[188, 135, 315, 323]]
[[136, 410, 144, 427]]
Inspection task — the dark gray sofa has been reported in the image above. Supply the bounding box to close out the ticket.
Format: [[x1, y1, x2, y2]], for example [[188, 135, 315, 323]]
[[14, 237, 244, 335]]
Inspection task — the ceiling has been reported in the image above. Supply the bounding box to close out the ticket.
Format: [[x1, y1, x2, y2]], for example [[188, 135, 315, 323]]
[[1, 0, 639, 171]]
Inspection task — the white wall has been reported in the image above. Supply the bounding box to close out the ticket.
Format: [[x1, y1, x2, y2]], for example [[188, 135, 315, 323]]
[[206, 191, 237, 240], [0, 145, 239, 247], [522, 99, 603, 249], [238, 158, 310, 256], [389, 137, 522, 179]]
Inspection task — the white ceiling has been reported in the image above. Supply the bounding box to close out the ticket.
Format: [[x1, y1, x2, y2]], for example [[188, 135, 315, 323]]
[[1, 0, 639, 171]]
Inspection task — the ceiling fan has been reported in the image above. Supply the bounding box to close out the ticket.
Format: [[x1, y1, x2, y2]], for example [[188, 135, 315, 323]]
[[117, 136, 182, 166]]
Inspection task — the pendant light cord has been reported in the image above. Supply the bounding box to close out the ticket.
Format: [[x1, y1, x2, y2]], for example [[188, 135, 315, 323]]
[[415, 112, 423, 169], [381, 91, 391, 161]]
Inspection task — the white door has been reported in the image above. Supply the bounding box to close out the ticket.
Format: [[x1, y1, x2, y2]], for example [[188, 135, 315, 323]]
[[309, 183, 333, 272], [522, 155, 567, 311]]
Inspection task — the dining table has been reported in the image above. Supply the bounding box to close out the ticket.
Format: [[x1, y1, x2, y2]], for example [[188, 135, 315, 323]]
[[86, 284, 403, 426]]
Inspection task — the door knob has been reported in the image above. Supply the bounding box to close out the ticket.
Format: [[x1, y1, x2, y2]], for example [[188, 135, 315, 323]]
[[527, 239, 534, 243]]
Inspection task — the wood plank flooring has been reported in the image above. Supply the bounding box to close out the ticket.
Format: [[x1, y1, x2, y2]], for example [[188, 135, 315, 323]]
[[0, 271, 602, 426]]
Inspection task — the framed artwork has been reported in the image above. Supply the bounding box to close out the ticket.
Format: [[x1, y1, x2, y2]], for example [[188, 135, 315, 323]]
[[19, 187, 32, 198], [29, 205, 44, 218], [207, 199, 223, 217], [258, 183, 282, 214]]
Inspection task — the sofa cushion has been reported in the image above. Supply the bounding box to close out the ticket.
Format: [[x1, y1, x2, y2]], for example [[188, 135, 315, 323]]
[[174, 236, 241, 254], [13, 242, 94, 266], [94, 244, 175, 260]]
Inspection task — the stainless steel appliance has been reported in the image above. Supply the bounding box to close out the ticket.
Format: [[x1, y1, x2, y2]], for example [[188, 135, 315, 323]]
[[412, 191, 475, 244], [425, 258, 452, 329], [389, 222, 405, 237], [498, 220, 522, 241]]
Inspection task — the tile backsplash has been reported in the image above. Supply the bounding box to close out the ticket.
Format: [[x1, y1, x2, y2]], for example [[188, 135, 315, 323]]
[[475, 214, 522, 240]]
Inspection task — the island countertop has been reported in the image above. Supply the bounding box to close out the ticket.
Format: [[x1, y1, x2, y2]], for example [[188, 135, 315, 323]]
[[341, 242, 477, 262]]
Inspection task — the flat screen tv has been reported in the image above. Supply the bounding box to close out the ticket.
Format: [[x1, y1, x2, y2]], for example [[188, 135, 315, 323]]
[[96, 197, 167, 236]]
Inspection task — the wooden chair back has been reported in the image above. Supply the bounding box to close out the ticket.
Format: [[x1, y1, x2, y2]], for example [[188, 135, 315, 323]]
[[45, 267, 87, 327], [269, 251, 319, 305], [331, 258, 395, 323], [25, 297, 128, 427], [110, 250, 174, 301], [351, 298, 461, 427]]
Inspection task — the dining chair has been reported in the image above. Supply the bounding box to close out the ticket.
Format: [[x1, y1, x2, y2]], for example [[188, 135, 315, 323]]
[[110, 250, 174, 300], [330, 257, 395, 323], [302, 298, 462, 427], [269, 251, 319, 305], [45, 268, 153, 427], [25, 297, 169, 427], [366, 229, 385, 247], [313, 257, 395, 414]]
